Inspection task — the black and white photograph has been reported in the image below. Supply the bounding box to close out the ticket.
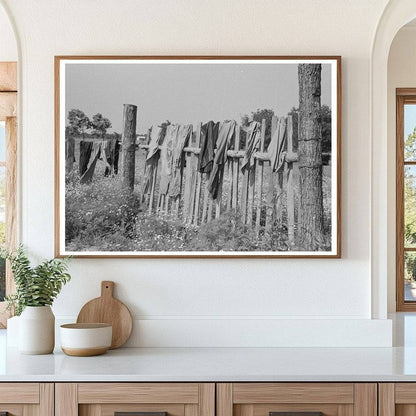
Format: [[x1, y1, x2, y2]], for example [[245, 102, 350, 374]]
[[55, 56, 341, 257]]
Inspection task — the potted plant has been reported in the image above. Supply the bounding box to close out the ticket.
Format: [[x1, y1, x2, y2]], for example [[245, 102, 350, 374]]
[[2, 246, 71, 354]]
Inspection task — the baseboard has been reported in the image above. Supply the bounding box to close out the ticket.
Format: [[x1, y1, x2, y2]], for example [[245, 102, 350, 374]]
[[55, 317, 392, 347]]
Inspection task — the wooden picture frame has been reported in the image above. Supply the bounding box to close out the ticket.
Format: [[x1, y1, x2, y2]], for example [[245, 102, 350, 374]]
[[55, 56, 341, 258]]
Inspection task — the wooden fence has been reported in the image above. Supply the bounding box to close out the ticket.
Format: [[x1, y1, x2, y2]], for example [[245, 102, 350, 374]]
[[138, 114, 300, 243]]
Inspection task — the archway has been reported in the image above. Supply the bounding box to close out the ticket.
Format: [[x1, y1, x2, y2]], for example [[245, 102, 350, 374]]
[[371, 0, 416, 319]]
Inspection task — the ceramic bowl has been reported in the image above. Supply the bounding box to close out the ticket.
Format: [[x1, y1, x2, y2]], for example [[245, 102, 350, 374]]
[[60, 323, 112, 356]]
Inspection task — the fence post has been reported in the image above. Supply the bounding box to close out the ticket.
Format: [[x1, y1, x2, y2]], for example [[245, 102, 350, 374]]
[[120, 104, 137, 190], [286, 115, 295, 245], [255, 119, 266, 234]]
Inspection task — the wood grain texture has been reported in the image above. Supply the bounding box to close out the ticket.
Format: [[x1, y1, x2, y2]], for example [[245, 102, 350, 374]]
[[39, 383, 54, 416], [379, 384, 395, 416], [77, 281, 133, 349], [79, 404, 101, 416], [55, 383, 78, 416], [217, 384, 233, 416], [0, 405, 23, 416], [78, 383, 199, 404], [0, 62, 17, 92], [250, 404, 339, 416], [100, 403, 185, 416], [185, 404, 198, 416], [199, 384, 215, 416], [337, 404, 353, 416], [233, 383, 354, 404], [353, 384, 377, 416], [0, 92, 16, 120], [395, 383, 416, 403], [0, 383, 39, 404]]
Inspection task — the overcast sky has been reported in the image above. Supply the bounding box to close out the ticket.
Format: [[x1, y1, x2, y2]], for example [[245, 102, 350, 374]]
[[65, 61, 332, 134]]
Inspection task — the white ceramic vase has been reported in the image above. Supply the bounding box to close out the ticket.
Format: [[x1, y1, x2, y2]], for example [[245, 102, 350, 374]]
[[19, 306, 55, 354]]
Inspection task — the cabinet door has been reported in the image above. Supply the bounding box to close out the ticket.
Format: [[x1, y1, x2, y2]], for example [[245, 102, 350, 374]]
[[0, 383, 53, 416], [379, 383, 416, 416], [217, 383, 377, 416], [56, 383, 215, 416]]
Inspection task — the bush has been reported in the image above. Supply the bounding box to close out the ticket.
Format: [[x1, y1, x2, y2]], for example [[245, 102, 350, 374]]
[[65, 172, 141, 251]]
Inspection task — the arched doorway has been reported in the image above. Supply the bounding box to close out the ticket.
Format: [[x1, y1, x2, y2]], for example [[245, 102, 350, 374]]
[[371, 0, 416, 319]]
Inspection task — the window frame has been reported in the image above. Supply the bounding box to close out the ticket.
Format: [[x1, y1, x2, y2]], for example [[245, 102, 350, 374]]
[[0, 62, 17, 327]]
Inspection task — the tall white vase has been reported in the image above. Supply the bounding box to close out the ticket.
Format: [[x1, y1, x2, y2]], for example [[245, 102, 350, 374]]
[[19, 306, 55, 354]]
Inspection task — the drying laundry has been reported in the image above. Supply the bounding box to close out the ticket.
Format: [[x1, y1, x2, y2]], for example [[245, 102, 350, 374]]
[[159, 124, 179, 196], [79, 140, 93, 176], [142, 125, 166, 195], [207, 120, 236, 199], [241, 121, 261, 172], [169, 124, 192, 198], [198, 121, 219, 174], [268, 117, 287, 173], [80, 141, 102, 184]]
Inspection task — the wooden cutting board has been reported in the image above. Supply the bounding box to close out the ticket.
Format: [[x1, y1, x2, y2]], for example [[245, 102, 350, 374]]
[[76, 281, 133, 349]]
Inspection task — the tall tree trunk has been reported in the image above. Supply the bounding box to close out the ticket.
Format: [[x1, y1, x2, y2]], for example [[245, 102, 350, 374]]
[[297, 64, 325, 251], [121, 104, 137, 191]]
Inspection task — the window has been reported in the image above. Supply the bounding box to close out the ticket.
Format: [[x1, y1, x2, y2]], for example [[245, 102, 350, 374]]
[[396, 89, 416, 310], [0, 62, 17, 327]]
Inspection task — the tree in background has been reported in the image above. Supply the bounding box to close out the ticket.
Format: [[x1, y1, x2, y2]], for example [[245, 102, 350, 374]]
[[67, 109, 90, 139], [91, 113, 112, 139], [242, 109, 275, 149]]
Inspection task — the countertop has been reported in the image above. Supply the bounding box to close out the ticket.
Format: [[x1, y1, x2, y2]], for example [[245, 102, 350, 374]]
[[1, 329, 416, 382]]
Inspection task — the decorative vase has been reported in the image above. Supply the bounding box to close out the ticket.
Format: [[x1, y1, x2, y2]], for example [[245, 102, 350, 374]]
[[19, 306, 55, 354]]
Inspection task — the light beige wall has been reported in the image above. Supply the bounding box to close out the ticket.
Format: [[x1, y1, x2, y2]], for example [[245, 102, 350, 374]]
[[0, 3, 17, 61], [0, 0, 394, 346], [387, 24, 416, 312]]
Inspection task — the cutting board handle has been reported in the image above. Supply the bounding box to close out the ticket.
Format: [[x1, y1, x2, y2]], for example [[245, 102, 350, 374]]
[[101, 281, 115, 298]]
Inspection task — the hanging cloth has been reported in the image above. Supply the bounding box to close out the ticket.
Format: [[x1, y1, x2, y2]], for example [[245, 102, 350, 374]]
[[169, 124, 192, 198], [79, 140, 93, 176], [268, 117, 287, 173], [142, 125, 165, 194], [159, 124, 179, 195], [198, 121, 219, 174], [207, 120, 236, 199], [241, 121, 261, 173], [80, 141, 102, 184]]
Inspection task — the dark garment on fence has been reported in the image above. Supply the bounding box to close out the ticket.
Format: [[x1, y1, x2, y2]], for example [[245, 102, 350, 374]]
[[241, 121, 261, 173], [103, 138, 116, 176], [142, 125, 165, 194], [113, 140, 121, 174], [80, 142, 101, 184], [198, 121, 219, 174], [169, 124, 192, 198], [207, 120, 236, 199], [79, 140, 93, 176], [268, 117, 287, 173], [159, 124, 179, 195]]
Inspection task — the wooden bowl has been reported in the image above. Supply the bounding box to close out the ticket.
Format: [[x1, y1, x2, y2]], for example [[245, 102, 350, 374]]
[[60, 323, 112, 356]]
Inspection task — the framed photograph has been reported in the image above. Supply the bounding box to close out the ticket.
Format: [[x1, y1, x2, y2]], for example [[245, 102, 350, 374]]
[[55, 56, 341, 258]]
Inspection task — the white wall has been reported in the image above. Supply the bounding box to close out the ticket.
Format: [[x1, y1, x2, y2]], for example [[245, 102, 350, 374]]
[[0, 0, 393, 346], [387, 24, 416, 312], [0, 4, 17, 61]]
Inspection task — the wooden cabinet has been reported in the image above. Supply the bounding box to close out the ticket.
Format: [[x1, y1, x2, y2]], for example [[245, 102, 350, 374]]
[[55, 383, 215, 416], [217, 383, 377, 416], [0, 383, 53, 416], [379, 383, 416, 416]]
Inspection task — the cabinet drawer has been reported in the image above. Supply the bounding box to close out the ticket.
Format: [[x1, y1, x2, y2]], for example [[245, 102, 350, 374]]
[[217, 383, 376, 416], [56, 383, 215, 416], [0, 383, 53, 416], [379, 383, 416, 416]]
